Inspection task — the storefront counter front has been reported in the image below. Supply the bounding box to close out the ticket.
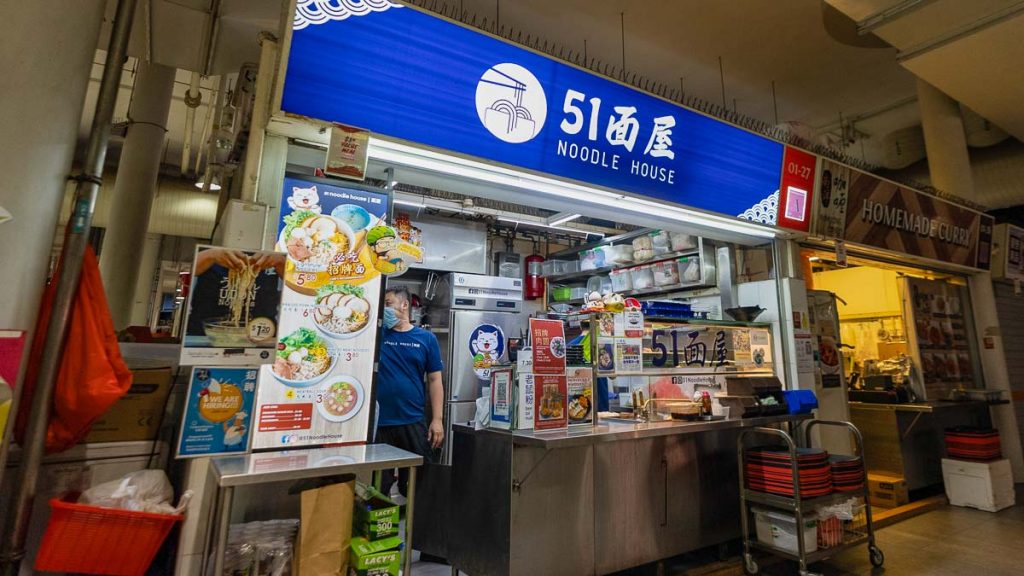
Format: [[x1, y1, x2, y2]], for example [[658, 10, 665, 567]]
[[447, 414, 810, 576], [849, 400, 992, 491]]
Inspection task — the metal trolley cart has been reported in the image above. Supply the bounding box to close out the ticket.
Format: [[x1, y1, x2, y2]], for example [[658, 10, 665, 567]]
[[738, 420, 884, 576]]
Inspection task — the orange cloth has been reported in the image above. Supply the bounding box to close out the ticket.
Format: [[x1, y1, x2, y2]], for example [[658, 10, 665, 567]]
[[15, 246, 132, 453]]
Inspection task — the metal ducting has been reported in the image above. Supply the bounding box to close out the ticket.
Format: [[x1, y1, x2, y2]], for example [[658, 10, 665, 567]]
[[841, 125, 927, 170], [60, 175, 217, 238]]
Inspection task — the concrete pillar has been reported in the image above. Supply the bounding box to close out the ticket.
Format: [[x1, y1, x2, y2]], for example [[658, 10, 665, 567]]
[[129, 233, 162, 326], [917, 78, 975, 199], [0, 0, 105, 372], [99, 62, 176, 329]]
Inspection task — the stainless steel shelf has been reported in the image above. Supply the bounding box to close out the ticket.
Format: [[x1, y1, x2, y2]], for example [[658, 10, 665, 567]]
[[210, 444, 422, 487], [749, 531, 868, 565], [743, 489, 862, 512], [544, 249, 700, 283]]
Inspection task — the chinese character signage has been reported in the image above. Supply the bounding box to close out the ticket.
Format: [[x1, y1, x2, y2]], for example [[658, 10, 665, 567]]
[[177, 367, 259, 458], [180, 246, 286, 366], [284, 3, 784, 222], [252, 175, 389, 449], [815, 160, 993, 269], [529, 318, 566, 375]]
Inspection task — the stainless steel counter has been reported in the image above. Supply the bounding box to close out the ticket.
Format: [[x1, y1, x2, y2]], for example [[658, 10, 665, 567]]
[[209, 443, 421, 487], [454, 413, 811, 448], [849, 400, 992, 491], [448, 413, 810, 576], [848, 400, 991, 413]]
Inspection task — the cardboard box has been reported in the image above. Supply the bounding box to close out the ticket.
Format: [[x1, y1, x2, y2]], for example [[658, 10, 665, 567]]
[[354, 483, 400, 540], [84, 367, 173, 443], [349, 536, 402, 576], [867, 472, 909, 508]]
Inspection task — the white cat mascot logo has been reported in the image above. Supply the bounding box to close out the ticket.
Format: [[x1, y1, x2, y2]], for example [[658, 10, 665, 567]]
[[469, 324, 506, 380], [288, 185, 322, 213]]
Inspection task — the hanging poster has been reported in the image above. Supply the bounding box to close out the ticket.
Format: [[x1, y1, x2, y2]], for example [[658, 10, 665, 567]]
[[177, 367, 258, 458], [180, 246, 285, 366], [529, 318, 566, 375], [253, 175, 389, 449], [993, 223, 1024, 281], [534, 374, 567, 431], [566, 367, 594, 426], [468, 323, 506, 381], [326, 123, 370, 181]]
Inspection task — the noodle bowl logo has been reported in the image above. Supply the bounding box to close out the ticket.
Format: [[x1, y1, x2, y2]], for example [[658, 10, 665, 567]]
[[476, 63, 546, 143]]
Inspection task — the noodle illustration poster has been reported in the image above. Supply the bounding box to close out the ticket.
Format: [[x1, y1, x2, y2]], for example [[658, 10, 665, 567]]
[[177, 367, 258, 458], [180, 246, 285, 366], [253, 175, 389, 449]]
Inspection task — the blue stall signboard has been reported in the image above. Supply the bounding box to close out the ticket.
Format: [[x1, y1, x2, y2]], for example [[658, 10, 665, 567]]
[[285, 1, 784, 223], [177, 367, 259, 458]]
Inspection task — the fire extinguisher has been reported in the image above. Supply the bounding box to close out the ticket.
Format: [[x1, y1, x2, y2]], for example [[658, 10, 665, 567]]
[[525, 253, 545, 300]]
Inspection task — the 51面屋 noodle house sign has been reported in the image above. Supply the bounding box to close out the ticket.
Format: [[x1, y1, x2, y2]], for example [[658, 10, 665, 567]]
[[815, 160, 994, 269]]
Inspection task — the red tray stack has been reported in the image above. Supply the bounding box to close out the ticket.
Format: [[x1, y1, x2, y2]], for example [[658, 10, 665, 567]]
[[745, 447, 833, 497], [829, 454, 866, 492], [945, 427, 1001, 461]]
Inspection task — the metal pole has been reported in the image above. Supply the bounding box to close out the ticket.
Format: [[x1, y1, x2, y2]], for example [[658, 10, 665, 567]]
[[0, 0, 138, 571]]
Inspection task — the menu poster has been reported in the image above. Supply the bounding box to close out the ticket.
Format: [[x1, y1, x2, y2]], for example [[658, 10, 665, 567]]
[[180, 246, 286, 366], [615, 338, 644, 374], [534, 374, 568, 431], [596, 339, 616, 375], [621, 309, 644, 338], [908, 278, 974, 399], [514, 372, 535, 430], [489, 367, 513, 430], [253, 175, 389, 449], [177, 367, 258, 458], [529, 318, 566, 374], [566, 367, 594, 426]]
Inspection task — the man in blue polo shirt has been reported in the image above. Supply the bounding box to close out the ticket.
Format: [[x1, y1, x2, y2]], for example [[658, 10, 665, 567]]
[[376, 286, 444, 497]]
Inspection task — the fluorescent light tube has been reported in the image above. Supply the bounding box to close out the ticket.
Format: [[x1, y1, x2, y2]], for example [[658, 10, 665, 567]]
[[548, 212, 582, 226]]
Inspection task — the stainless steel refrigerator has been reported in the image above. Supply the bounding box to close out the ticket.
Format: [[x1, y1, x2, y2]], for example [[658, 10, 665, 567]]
[[415, 273, 525, 560], [429, 272, 525, 464]]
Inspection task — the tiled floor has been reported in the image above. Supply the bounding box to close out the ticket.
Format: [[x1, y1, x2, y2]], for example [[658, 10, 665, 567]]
[[759, 501, 1024, 575], [405, 498, 1024, 575]]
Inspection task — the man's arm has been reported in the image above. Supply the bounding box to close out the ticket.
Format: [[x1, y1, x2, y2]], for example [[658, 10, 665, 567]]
[[427, 370, 444, 449]]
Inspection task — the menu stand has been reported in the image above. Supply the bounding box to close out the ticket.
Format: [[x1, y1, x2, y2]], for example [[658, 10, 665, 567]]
[[204, 444, 423, 575]]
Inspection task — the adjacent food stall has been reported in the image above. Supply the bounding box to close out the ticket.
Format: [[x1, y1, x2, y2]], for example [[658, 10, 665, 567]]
[[798, 160, 1021, 496]]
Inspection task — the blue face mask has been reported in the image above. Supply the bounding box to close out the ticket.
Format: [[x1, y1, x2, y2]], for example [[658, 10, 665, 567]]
[[383, 306, 400, 329]]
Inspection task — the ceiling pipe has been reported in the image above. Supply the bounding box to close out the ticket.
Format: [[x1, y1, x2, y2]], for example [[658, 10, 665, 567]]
[[0, 0, 139, 571], [180, 71, 202, 175], [240, 32, 279, 203], [200, 73, 229, 193]]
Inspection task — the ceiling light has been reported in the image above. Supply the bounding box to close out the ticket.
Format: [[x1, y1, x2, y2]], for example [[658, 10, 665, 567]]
[[809, 256, 821, 262], [367, 138, 777, 240], [393, 198, 424, 208], [547, 212, 582, 226], [195, 173, 222, 192], [496, 216, 600, 237]]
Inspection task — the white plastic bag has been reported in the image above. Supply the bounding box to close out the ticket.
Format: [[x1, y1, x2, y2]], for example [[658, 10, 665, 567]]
[[475, 394, 491, 430], [81, 469, 191, 515]]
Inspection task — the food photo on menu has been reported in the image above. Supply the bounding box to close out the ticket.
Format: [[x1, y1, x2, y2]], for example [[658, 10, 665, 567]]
[[180, 246, 285, 364]]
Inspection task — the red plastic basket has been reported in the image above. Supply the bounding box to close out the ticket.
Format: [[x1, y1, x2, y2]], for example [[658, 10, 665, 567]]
[[35, 494, 183, 576]]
